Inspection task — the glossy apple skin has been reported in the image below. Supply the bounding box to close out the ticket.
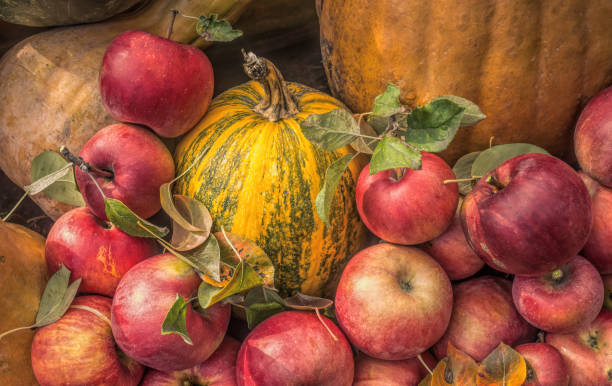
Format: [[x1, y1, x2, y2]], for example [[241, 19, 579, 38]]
[[353, 351, 436, 386], [356, 152, 458, 245], [335, 243, 452, 360], [45, 207, 158, 297], [513, 256, 604, 333], [579, 171, 612, 273], [433, 276, 536, 362], [236, 311, 354, 386], [604, 275, 612, 311], [100, 30, 214, 138], [31, 296, 144, 386], [74, 123, 175, 221], [421, 210, 484, 280], [574, 85, 612, 187], [140, 336, 240, 385], [515, 343, 569, 386], [461, 153, 592, 276], [111, 253, 231, 372], [546, 310, 612, 385]]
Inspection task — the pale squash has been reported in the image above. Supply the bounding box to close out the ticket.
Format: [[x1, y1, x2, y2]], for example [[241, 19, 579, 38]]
[[0, 0, 142, 27], [0, 0, 251, 220], [0, 221, 47, 385], [318, 0, 612, 163], [174, 53, 367, 296]]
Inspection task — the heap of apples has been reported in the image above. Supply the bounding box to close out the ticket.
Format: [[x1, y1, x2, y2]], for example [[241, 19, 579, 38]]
[[23, 23, 612, 385]]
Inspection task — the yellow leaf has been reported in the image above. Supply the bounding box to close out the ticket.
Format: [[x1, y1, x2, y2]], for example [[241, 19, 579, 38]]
[[476, 343, 527, 386]]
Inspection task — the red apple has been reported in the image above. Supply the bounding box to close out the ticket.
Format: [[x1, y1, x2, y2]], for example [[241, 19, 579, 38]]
[[356, 152, 458, 245], [236, 311, 354, 386], [421, 204, 484, 280], [353, 351, 436, 386], [45, 207, 158, 297], [140, 336, 240, 385], [31, 295, 144, 385], [604, 275, 612, 311], [574, 85, 612, 187], [461, 153, 592, 276], [74, 123, 175, 221], [100, 30, 214, 138], [546, 310, 612, 385], [111, 253, 230, 372], [335, 243, 452, 360], [579, 171, 612, 274], [515, 343, 569, 386], [512, 256, 604, 333], [433, 276, 536, 362]]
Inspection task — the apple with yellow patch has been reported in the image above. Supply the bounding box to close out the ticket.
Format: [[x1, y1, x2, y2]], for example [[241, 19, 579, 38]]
[[45, 207, 158, 297]]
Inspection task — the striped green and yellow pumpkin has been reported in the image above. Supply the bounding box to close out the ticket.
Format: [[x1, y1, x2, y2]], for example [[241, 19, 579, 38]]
[[174, 53, 367, 296]]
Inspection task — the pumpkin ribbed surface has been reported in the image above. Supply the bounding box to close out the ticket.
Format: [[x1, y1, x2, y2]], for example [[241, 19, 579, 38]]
[[318, 0, 612, 163], [174, 80, 366, 296]]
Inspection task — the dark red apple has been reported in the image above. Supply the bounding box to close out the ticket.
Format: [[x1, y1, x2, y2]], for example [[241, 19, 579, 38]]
[[74, 123, 175, 221], [433, 276, 536, 362], [515, 343, 569, 386], [31, 295, 144, 385], [604, 275, 612, 311], [356, 152, 458, 245], [100, 30, 214, 138], [546, 310, 612, 385], [111, 253, 230, 372], [574, 85, 612, 187], [353, 351, 436, 386], [579, 171, 612, 274], [45, 207, 158, 297], [236, 311, 354, 386], [421, 204, 484, 280], [461, 153, 592, 276], [140, 336, 240, 385], [512, 255, 603, 333], [335, 243, 452, 360]]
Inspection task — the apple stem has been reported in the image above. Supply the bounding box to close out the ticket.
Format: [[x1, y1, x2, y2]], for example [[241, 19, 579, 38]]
[[167, 9, 179, 40], [2, 190, 28, 222], [393, 168, 405, 180], [59, 146, 113, 179], [443, 176, 482, 184], [551, 268, 564, 282], [0, 325, 35, 341], [417, 354, 433, 375], [70, 305, 111, 327], [315, 308, 338, 341], [485, 175, 505, 191]]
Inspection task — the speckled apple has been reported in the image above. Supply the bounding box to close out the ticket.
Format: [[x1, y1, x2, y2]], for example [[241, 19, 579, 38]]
[[353, 351, 436, 386], [45, 207, 158, 297], [111, 253, 230, 372], [579, 171, 612, 274], [335, 243, 452, 360], [433, 276, 536, 362], [515, 343, 569, 386], [236, 311, 354, 386]]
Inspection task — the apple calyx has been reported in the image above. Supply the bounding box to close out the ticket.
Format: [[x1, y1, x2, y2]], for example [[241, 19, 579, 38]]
[[242, 50, 300, 122], [399, 279, 412, 293]]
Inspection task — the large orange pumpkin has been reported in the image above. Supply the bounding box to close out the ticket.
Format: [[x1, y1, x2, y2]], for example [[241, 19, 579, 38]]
[[318, 0, 612, 163], [0, 221, 47, 385]]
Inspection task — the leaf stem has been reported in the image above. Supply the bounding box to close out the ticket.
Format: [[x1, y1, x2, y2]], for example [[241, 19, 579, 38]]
[[315, 308, 338, 341], [70, 305, 111, 327], [417, 354, 433, 375], [2, 190, 28, 222], [443, 176, 483, 184], [0, 325, 34, 341]]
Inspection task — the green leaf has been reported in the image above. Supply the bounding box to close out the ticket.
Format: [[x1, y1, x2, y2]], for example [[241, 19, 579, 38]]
[[471, 143, 551, 178], [161, 294, 192, 345], [435, 95, 486, 126], [181, 234, 221, 281], [369, 136, 421, 174], [350, 117, 378, 154], [30, 151, 85, 207], [367, 83, 403, 134], [246, 302, 285, 329], [196, 14, 243, 42], [404, 99, 465, 152], [244, 286, 285, 307], [35, 265, 81, 327], [198, 261, 264, 309], [315, 153, 358, 225], [104, 198, 169, 238], [300, 109, 363, 151], [216, 232, 275, 287], [452, 151, 481, 195], [283, 292, 333, 311], [160, 181, 212, 251]]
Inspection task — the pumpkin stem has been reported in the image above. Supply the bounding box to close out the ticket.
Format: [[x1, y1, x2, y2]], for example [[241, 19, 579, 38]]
[[242, 50, 299, 121]]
